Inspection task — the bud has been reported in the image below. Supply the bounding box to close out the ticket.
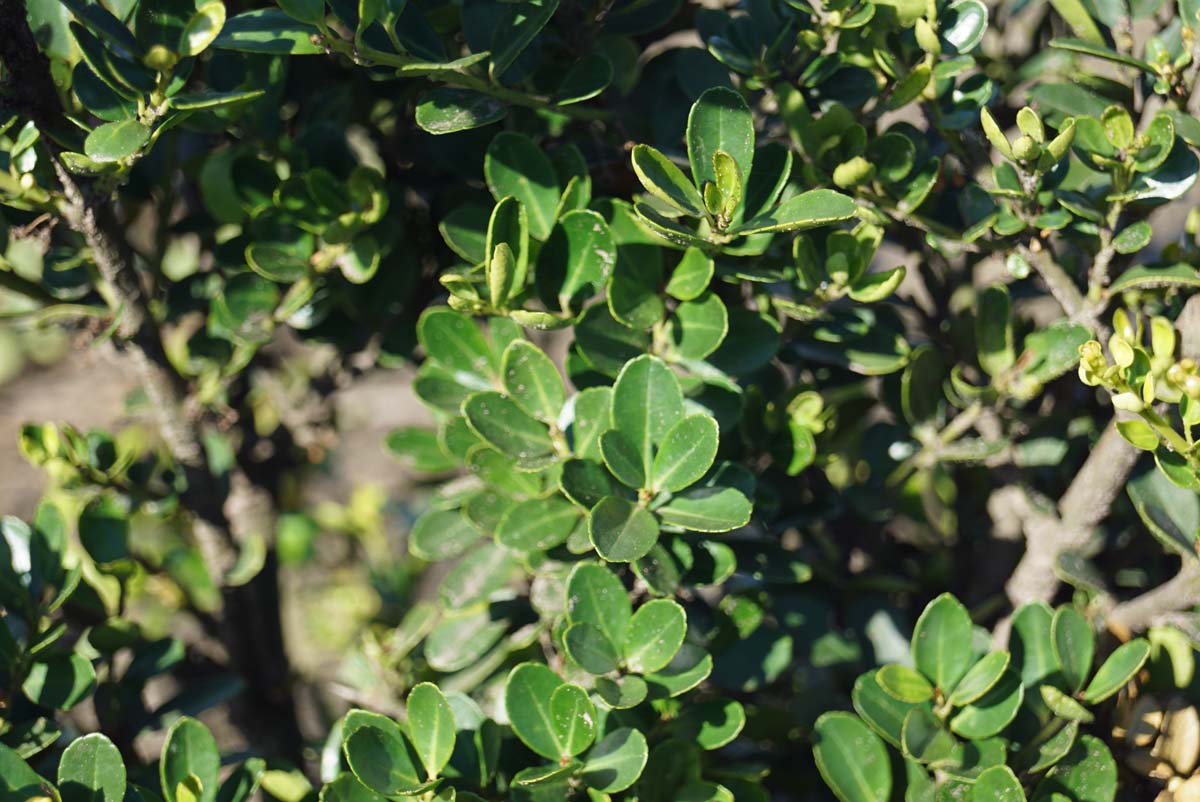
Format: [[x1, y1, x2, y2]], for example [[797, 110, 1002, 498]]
[[833, 156, 875, 188], [144, 44, 178, 72], [1011, 135, 1041, 162], [915, 19, 941, 56]]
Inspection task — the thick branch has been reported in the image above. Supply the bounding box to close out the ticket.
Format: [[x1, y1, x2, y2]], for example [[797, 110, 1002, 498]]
[[1107, 560, 1200, 633]]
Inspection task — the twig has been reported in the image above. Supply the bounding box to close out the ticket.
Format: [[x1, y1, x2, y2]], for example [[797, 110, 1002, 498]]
[[1106, 560, 1200, 634]]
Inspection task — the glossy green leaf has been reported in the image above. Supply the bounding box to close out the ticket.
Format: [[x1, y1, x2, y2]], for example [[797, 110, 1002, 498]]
[[631, 145, 706, 217], [485, 132, 560, 240], [565, 621, 621, 674], [589, 496, 659, 562], [84, 119, 149, 163], [23, 654, 96, 711], [212, 9, 323, 54], [1081, 639, 1150, 703], [657, 484, 752, 533], [876, 665, 935, 703], [343, 713, 425, 795], [463, 392, 556, 467], [651, 415, 719, 493], [416, 88, 507, 135], [972, 766, 1025, 802], [947, 651, 1009, 707], [949, 670, 1023, 738], [624, 598, 686, 673], [495, 497, 580, 552], [1033, 734, 1116, 802], [911, 594, 974, 691], [671, 291, 728, 360], [406, 684, 455, 781], [536, 209, 617, 314], [611, 355, 684, 480], [687, 87, 754, 193], [180, 1, 225, 56], [59, 734, 125, 802], [729, 190, 857, 236], [812, 712, 892, 802], [501, 341, 564, 423], [161, 718, 219, 802], [566, 562, 631, 649], [1051, 607, 1095, 694], [582, 728, 648, 793]]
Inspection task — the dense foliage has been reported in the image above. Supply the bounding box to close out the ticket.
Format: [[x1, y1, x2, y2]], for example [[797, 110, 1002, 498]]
[[3, 0, 1200, 800]]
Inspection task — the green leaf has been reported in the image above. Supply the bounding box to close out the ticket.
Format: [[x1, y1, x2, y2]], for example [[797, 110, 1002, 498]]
[[1081, 639, 1150, 703], [416, 88, 507, 135], [900, 708, 957, 764], [1116, 419, 1159, 451], [418, 307, 496, 378], [505, 663, 592, 760], [876, 665, 935, 703], [948, 670, 1023, 739], [565, 621, 621, 674], [940, 0, 988, 54], [667, 248, 714, 301], [1127, 465, 1200, 557], [652, 415, 719, 493], [849, 266, 906, 303], [611, 355, 684, 481], [408, 509, 480, 561], [1108, 263, 1200, 293], [59, 734, 125, 802], [1033, 734, 1116, 802], [972, 766, 1026, 802], [22, 654, 96, 710], [812, 712, 892, 802], [0, 742, 51, 799], [489, 0, 559, 79], [600, 430, 647, 488], [671, 291, 728, 360], [1050, 37, 1156, 73], [277, 0, 326, 24], [462, 392, 556, 468], [911, 593, 974, 691], [668, 698, 745, 750], [495, 497, 580, 552], [589, 496, 659, 562], [947, 651, 1009, 707], [631, 145, 707, 217], [485, 132, 559, 240], [976, 285, 1014, 377], [1051, 607, 1095, 694], [728, 190, 857, 236], [687, 87, 755, 194], [180, 1, 225, 56], [1047, 0, 1105, 43], [1040, 684, 1094, 723], [487, 196, 529, 300], [657, 484, 752, 533], [569, 387, 613, 461], [406, 683, 456, 781], [217, 758, 265, 802], [212, 9, 323, 54], [582, 728, 648, 793], [343, 712, 425, 795], [501, 341, 565, 423], [536, 209, 617, 314], [170, 89, 266, 111], [555, 54, 613, 105], [596, 674, 649, 709], [624, 598, 686, 673], [161, 718, 219, 802], [566, 562, 631, 650], [1111, 221, 1153, 254], [84, 120, 149, 163], [852, 671, 926, 747]]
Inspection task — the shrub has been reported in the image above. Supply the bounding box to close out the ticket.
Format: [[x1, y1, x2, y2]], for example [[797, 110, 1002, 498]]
[[2, 0, 1200, 800]]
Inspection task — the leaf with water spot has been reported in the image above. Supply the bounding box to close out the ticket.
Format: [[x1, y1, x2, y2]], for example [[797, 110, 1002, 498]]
[[911, 593, 974, 691], [623, 598, 686, 674], [501, 340, 565, 423], [462, 392, 557, 469], [589, 496, 659, 562], [406, 683, 455, 781], [812, 712, 892, 802]]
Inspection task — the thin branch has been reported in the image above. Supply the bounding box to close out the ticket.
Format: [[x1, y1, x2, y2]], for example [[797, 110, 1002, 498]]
[[1107, 560, 1200, 634]]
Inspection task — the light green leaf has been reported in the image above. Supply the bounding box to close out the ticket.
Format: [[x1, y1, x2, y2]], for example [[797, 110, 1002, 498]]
[[408, 509, 481, 561], [418, 307, 496, 378], [876, 665, 935, 703], [406, 683, 456, 781], [212, 9, 323, 54], [947, 651, 1009, 707], [23, 654, 96, 710], [610, 355, 684, 481], [565, 621, 621, 674], [84, 119, 149, 163], [657, 485, 752, 533], [667, 248, 714, 301], [671, 291, 728, 360], [972, 766, 1026, 802], [1033, 734, 1116, 802], [416, 88, 507, 135], [342, 713, 425, 796], [631, 145, 706, 218], [536, 209, 617, 314], [179, 1, 225, 56], [550, 684, 597, 757], [566, 562, 632, 651], [495, 497, 580, 552], [462, 392, 556, 468], [949, 670, 1023, 738]]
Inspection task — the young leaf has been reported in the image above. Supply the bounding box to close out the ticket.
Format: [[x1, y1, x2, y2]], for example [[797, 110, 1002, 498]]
[[610, 355, 685, 480], [946, 651, 1009, 707], [485, 132, 560, 240], [876, 665, 935, 703], [406, 683, 456, 781], [550, 684, 597, 757], [729, 190, 857, 235], [342, 713, 425, 795], [630, 145, 707, 218], [462, 392, 557, 467]]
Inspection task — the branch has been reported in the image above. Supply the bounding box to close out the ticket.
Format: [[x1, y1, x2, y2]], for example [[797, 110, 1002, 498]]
[[995, 417, 1139, 643], [1106, 560, 1200, 634]]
